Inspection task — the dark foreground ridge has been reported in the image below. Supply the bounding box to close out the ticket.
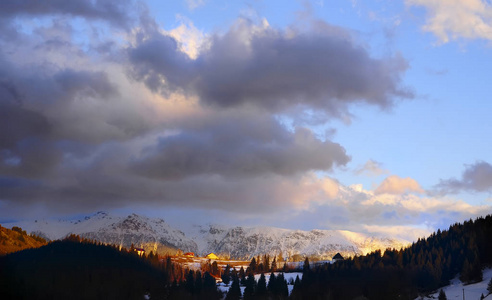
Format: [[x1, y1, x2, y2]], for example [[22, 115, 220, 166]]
[[0, 236, 168, 300]]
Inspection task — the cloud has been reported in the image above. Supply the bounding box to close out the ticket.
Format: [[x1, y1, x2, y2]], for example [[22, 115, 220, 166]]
[[130, 111, 349, 179], [0, 0, 135, 29], [0, 1, 420, 229], [129, 18, 413, 117], [355, 159, 389, 176], [406, 0, 492, 43], [374, 175, 424, 195], [186, 0, 205, 10], [436, 161, 492, 193]]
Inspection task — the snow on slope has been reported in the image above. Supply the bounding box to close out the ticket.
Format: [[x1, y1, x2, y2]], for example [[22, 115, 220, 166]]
[[417, 268, 492, 300], [6, 212, 409, 260], [186, 223, 409, 260], [7, 212, 198, 255]]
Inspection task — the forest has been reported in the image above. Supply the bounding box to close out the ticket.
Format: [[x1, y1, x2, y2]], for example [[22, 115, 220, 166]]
[[1, 215, 491, 299]]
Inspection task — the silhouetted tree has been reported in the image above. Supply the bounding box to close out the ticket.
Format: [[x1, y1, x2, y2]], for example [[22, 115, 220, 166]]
[[271, 256, 277, 272], [249, 257, 257, 273], [226, 276, 241, 300], [438, 289, 447, 300], [256, 273, 267, 298], [243, 273, 256, 300]]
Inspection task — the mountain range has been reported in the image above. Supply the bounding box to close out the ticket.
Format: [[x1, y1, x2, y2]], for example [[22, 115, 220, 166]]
[[6, 211, 410, 260]]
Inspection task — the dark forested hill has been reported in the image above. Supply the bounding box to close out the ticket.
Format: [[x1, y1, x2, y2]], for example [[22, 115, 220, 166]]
[[0, 237, 169, 300], [292, 215, 492, 300]]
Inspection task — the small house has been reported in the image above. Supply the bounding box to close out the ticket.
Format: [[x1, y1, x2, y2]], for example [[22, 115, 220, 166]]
[[206, 253, 219, 260], [134, 248, 145, 256], [332, 253, 344, 262], [184, 252, 195, 258]]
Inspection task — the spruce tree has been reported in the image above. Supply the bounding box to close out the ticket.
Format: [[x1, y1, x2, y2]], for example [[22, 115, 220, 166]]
[[438, 289, 447, 300], [185, 270, 195, 294], [303, 257, 310, 273], [257, 273, 267, 297], [277, 273, 289, 298], [264, 254, 270, 272], [240, 266, 246, 285], [267, 272, 277, 294], [488, 277, 492, 295], [195, 271, 203, 295], [244, 273, 256, 300], [203, 272, 221, 300], [226, 276, 241, 300], [249, 257, 257, 273], [271, 256, 277, 272]]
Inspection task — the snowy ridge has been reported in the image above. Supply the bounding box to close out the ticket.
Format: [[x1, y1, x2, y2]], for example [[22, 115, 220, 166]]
[[186, 224, 409, 260], [9, 212, 198, 255], [5, 212, 409, 260]]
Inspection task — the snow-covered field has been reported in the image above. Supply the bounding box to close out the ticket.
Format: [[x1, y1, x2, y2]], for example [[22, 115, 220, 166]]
[[417, 268, 492, 300], [217, 272, 303, 296]]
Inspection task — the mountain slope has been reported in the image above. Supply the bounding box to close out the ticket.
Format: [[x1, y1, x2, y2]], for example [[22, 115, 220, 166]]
[[0, 225, 47, 255], [5, 212, 409, 260], [8, 212, 198, 255], [187, 224, 409, 260]]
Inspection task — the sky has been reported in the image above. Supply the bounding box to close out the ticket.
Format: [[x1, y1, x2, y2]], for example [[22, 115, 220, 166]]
[[1, 0, 492, 241]]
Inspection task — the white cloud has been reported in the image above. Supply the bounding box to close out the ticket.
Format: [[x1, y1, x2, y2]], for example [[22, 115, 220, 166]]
[[186, 0, 205, 10], [375, 175, 424, 195], [166, 16, 206, 59], [407, 0, 492, 43], [355, 159, 389, 177]]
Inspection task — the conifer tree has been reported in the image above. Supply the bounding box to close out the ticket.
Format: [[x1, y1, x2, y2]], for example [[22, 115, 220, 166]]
[[271, 256, 277, 272], [276, 273, 289, 298], [303, 257, 310, 273], [249, 257, 257, 273], [257, 273, 267, 297], [244, 273, 256, 300], [239, 266, 246, 285], [264, 254, 270, 271], [226, 276, 241, 300], [488, 277, 492, 295], [185, 270, 195, 294], [203, 272, 221, 300], [438, 289, 447, 300], [195, 271, 203, 295], [267, 272, 276, 294]]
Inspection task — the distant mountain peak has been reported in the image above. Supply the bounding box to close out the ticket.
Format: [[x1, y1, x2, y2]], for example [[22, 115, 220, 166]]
[[4, 212, 410, 260]]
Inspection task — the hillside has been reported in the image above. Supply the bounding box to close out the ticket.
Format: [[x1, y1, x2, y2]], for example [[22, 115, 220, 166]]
[[292, 214, 492, 300], [0, 225, 46, 255], [417, 268, 492, 300], [0, 238, 169, 300]]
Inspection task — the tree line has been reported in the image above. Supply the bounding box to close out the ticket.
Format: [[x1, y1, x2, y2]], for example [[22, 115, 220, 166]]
[[291, 215, 492, 299]]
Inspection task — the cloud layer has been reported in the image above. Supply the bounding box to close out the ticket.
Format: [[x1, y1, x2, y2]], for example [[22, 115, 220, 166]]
[[407, 0, 492, 43]]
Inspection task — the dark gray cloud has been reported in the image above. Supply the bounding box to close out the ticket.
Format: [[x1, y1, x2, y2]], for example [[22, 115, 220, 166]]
[[129, 19, 413, 115], [0, 0, 134, 29], [436, 161, 492, 194], [131, 111, 349, 179]]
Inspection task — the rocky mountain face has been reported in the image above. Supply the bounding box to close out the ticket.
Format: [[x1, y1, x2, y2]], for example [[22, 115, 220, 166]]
[[6, 212, 409, 259], [11, 212, 198, 256], [187, 224, 409, 260]]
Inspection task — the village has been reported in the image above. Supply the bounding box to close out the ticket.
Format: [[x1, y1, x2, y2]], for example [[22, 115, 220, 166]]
[[132, 246, 345, 284]]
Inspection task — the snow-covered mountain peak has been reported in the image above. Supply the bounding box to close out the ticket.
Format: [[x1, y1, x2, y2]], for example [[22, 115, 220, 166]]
[[4, 212, 410, 260]]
